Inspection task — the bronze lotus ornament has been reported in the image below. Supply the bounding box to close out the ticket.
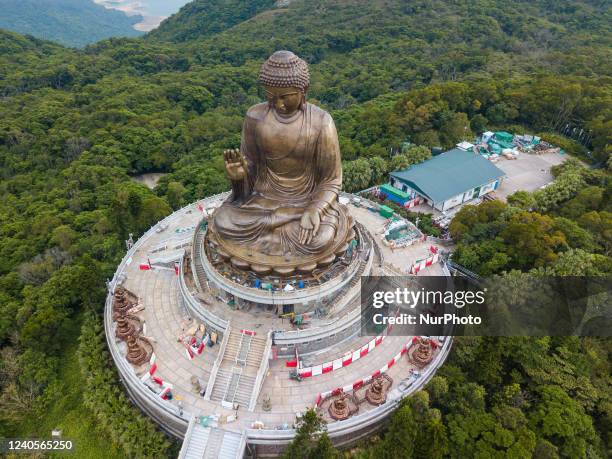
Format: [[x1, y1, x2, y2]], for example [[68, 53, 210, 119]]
[[208, 50, 354, 276]]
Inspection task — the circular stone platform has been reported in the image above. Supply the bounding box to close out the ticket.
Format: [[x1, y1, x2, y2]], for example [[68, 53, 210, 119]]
[[199, 218, 369, 308], [104, 192, 451, 457]]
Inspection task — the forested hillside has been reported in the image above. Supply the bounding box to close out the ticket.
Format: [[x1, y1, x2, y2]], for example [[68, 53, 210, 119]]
[[0, 0, 142, 48], [0, 0, 610, 456], [148, 0, 275, 42]]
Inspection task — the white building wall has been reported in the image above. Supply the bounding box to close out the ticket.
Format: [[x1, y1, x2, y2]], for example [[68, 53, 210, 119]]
[[394, 177, 502, 212], [442, 194, 464, 211], [478, 180, 497, 196], [391, 178, 417, 198]]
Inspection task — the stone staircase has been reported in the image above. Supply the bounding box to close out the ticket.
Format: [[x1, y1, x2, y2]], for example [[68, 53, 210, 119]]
[[210, 367, 256, 408], [179, 417, 246, 459], [203, 428, 224, 459], [192, 232, 207, 291], [208, 329, 268, 410], [181, 421, 209, 459]]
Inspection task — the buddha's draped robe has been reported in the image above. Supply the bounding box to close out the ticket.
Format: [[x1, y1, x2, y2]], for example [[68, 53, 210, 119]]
[[213, 102, 344, 257]]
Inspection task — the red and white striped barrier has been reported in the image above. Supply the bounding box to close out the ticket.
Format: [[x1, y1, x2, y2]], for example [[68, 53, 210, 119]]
[[297, 335, 386, 379], [240, 329, 256, 336], [410, 253, 440, 274], [184, 335, 207, 359], [140, 354, 157, 382], [139, 258, 153, 270], [140, 355, 174, 395], [403, 196, 423, 209], [185, 345, 194, 360], [315, 341, 412, 406], [285, 347, 299, 367]]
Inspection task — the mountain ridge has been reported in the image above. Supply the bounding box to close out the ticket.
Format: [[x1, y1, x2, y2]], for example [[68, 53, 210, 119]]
[[0, 0, 143, 48]]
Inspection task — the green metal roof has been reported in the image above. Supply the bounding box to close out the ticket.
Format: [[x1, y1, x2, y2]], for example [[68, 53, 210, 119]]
[[380, 183, 410, 199], [495, 131, 514, 143], [389, 148, 505, 203], [379, 205, 394, 218]]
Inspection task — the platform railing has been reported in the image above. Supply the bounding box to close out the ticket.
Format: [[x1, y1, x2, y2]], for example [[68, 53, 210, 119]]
[[271, 238, 373, 347], [104, 285, 190, 438], [204, 323, 232, 402], [178, 256, 229, 335], [103, 196, 234, 439], [103, 202, 209, 433], [200, 238, 366, 305], [105, 192, 454, 447], [248, 331, 272, 412], [245, 335, 453, 447], [190, 220, 203, 292]]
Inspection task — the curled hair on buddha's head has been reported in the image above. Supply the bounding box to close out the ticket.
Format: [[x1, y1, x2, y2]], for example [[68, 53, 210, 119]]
[[259, 50, 310, 105]]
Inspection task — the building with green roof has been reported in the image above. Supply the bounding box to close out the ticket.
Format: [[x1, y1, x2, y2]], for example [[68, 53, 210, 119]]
[[389, 148, 505, 212]]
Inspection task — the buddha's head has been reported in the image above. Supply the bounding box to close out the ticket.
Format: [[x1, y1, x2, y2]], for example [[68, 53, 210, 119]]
[[259, 50, 309, 116]]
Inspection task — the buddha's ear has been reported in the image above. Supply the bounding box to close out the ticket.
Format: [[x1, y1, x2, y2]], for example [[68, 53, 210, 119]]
[[301, 90, 307, 111]]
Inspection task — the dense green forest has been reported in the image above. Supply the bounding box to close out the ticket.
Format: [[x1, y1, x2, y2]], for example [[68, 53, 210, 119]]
[[0, 0, 610, 457], [0, 0, 143, 48]]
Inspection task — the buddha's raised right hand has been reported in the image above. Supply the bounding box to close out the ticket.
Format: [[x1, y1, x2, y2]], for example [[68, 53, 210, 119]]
[[224, 148, 247, 181]]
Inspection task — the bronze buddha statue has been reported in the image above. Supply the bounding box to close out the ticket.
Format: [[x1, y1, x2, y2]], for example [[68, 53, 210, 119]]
[[209, 50, 354, 275]]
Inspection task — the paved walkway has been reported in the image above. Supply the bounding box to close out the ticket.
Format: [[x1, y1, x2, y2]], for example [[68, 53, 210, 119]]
[[347, 204, 444, 276], [111, 197, 447, 432], [495, 151, 566, 199]]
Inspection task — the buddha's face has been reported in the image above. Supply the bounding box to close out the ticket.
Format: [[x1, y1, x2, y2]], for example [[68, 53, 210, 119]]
[[264, 86, 303, 116]]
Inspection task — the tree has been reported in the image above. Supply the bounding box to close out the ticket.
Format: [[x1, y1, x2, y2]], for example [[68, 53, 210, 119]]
[[529, 385, 598, 458], [501, 211, 567, 269], [553, 217, 597, 252], [470, 113, 488, 133], [166, 181, 187, 210], [426, 376, 449, 404], [413, 130, 441, 147], [369, 156, 388, 185], [560, 186, 604, 219], [533, 170, 586, 212], [78, 314, 172, 457], [548, 248, 612, 275], [439, 111, 472, 148], [342, 158, 372, 192], [507, 191, 536, 210], [578, 211, 612, 255], [389, 154, 410, 171], [378, 400, 417, 458], [283, 408, 337, 459], [485, 102, 519, 124], [403, 145, 432, 165]]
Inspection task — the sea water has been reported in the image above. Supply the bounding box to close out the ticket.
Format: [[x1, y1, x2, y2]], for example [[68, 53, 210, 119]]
[[93, 0, 192, 31], [137, 0, 191, 17]]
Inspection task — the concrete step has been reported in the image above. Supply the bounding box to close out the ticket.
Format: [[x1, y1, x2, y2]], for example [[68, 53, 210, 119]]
[[203, 428, 224, 459], [223, 371, 241, 404], [210, 368, 231, 402], [233, 375, 255, 408], [219, 433, 243, 459], [183, 423, 210, 459]]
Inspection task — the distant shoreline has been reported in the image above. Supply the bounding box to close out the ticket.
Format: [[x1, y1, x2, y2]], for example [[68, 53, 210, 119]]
[[92, 0, 168, 32]]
